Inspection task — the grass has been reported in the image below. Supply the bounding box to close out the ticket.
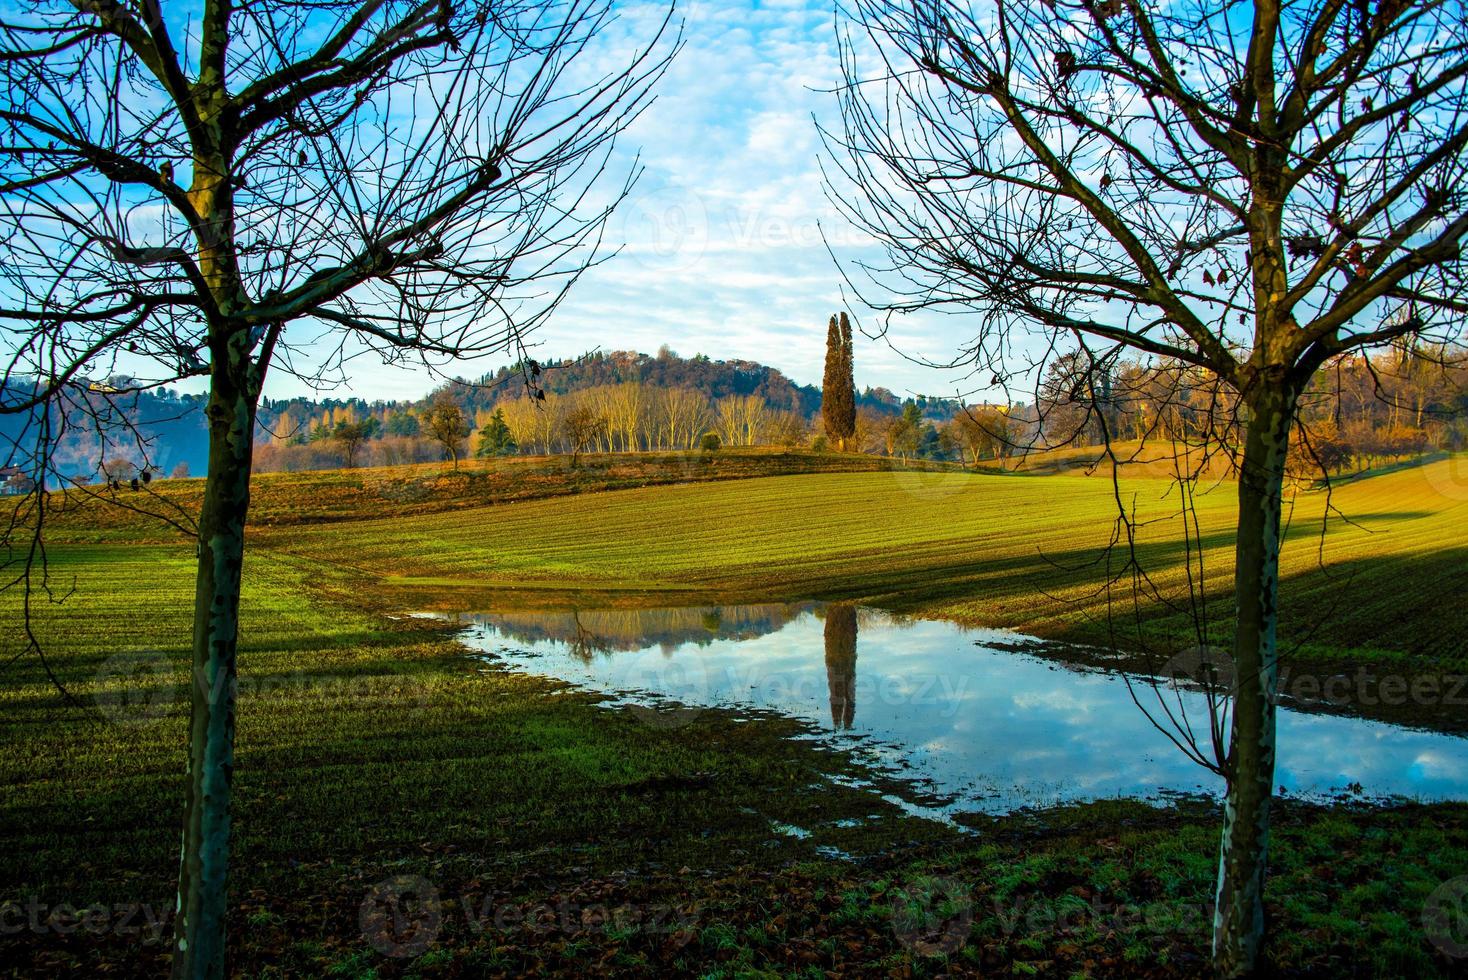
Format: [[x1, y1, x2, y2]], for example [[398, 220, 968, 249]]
[[3, 450, 1467, 975], [265, 454, 1468, 677], [34, 447, 965, 541], [0, 543, 955, 975]]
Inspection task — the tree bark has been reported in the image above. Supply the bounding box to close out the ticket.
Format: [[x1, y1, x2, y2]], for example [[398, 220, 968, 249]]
[[1212, 376, 1297, 977], [172, 361, 259, 980]]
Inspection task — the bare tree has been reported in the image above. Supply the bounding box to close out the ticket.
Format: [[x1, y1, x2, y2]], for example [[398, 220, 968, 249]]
[[652, 385, 710, 449], [498, 390, 563, 453], [424, 390, 472, 468], [828, 0, 1467, 972], [0, 1, 674, 975], [562, 402, 606, 464], [715, 393, 766, 446]]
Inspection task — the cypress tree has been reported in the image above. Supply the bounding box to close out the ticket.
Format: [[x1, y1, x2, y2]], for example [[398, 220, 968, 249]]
[[822, 313, 857, 450], [839, 312, 856, 444]]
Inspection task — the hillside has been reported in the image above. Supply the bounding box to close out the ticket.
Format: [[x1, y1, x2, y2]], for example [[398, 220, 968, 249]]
[[27, 448, 966, 537], [473, 348, 959, 417], [0, 349, 968, 483]]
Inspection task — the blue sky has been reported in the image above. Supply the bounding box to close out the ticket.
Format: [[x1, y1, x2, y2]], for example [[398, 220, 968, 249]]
[[286, 0, 972, 403]]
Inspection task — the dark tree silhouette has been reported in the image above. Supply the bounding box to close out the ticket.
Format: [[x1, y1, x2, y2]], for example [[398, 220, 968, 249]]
[[562, 403, 607, 465], [827, 0, 1467, 971], [0, 1, 674, 975], [475, 407, 518, 457], [823, 603, 858, 729]]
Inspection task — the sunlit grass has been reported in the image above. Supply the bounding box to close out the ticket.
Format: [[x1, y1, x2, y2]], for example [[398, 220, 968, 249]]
[[274, 455, 1468, 668]]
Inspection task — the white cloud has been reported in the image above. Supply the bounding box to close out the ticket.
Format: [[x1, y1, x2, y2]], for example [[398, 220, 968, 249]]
[[265, 0, 988, 402]]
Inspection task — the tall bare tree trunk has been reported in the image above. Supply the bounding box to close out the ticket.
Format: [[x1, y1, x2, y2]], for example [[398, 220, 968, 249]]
[[1213, 377, 1297, 977], [172, 359, 258, 980]]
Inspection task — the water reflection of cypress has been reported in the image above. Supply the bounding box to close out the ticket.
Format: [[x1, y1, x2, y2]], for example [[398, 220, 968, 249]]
[[824, 604, 857, 729]]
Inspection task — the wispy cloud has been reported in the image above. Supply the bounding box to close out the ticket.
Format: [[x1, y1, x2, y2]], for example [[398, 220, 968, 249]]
[[289, 0, 981, 403]]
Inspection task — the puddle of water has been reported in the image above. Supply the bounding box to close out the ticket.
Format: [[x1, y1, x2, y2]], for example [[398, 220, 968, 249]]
[[436, 603, 1468, 818], [769, 821, 811, 840]]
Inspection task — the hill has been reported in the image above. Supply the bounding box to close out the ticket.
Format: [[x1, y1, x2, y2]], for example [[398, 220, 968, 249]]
[[0, 349, 970, 484]]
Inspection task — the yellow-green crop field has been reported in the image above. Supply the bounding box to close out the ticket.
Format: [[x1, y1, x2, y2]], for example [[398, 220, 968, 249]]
[[265, 454, 1468, 670]]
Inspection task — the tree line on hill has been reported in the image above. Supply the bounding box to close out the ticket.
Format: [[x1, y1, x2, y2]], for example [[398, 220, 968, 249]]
[[1038, 341, 1468, 478], [3, 343, 1460, 488], [247, 347, 976, 472], [250, 342, 1464, 478]]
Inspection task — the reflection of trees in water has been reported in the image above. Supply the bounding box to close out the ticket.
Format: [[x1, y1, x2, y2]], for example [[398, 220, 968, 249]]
[[824, 604, 858, 729], [463, 603, 818, 661]]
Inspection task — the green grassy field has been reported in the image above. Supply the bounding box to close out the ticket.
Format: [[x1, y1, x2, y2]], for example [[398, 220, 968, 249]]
[[3, 452, 1467, 975], [267, 454, 1468, 674], [37, 448, 967, 540]]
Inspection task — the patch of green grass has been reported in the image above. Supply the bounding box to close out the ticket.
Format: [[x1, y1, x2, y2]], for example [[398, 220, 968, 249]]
[[26, 447, 965, 541], [2, 454, 1466, 975]]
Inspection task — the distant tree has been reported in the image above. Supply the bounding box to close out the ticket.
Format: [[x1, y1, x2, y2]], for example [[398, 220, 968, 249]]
[[563, 405, 607, 466], [498, 394, 562, 454], [650, 386, 710, 450], [99, 457, 139, 482], [475, 409, 518, 458], [699, 431, 721, 452], [597, 383, 646, 451], [761, 410, 807, 447], [332, 421, 371, 468], [384, 410, 421, 438], [917, 423, 948, 460], [424, 395, 472, 470], [1039, 352, 1105, 447], [1289, 421, 1353, 481], [716, 394, 766, 447], [951, 407, 1017, 465], [821, 313, 857, 449], [854, 407, 888, 455], [170, 462, 191, 480], [886, 402, 922, 458]]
